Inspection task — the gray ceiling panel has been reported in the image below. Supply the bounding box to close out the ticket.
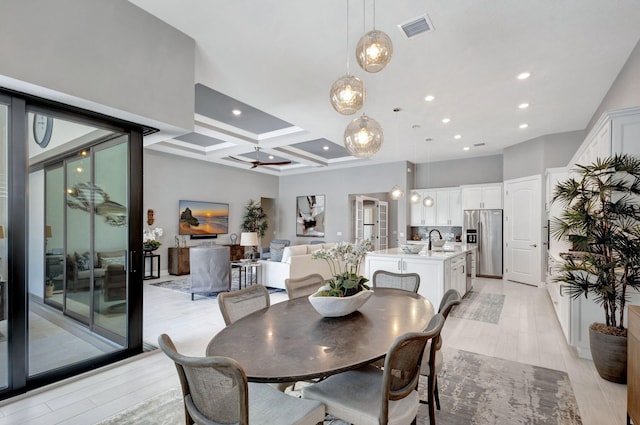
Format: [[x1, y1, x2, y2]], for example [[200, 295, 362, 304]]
[[175, 132, 226, 147], [290, 139, 350, 160]]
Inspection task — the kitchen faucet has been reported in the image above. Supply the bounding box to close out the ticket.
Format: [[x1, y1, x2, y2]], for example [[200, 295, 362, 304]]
[[428, 229, 442, 251]]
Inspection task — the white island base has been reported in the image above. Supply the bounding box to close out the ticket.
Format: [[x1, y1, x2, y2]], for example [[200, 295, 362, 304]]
[[365, 246, 476, 308]]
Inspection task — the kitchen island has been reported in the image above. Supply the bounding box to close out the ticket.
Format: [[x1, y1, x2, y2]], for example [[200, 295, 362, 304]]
[[364, 245, 476, 307]]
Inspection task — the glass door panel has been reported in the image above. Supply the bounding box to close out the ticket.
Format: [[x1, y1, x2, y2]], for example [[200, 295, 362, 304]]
[[93, 139, 128, 343], [64, 154, 92, 325], [44, 166, 64, 308], [0, 103, 7, 389]]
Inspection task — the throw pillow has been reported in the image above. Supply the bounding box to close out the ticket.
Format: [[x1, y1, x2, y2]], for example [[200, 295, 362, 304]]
[[269, 243, 286, 262], [97, 250, 127, 268], [75, 252, 91, 271]]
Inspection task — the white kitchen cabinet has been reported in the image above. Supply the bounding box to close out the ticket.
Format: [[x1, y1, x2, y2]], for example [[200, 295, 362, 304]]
[[449, 255, 466, 296], [435, 188, 462, 226], [461, 183, 503, 210], [411, 188, 459, 226]]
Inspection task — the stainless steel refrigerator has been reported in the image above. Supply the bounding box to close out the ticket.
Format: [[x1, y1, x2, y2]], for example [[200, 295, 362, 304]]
[[463, 209, 503, 278]]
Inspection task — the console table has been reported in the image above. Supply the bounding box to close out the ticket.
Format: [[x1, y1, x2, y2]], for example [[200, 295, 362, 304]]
[[223, 244, 245, 261], [168, 247, 190, 275]]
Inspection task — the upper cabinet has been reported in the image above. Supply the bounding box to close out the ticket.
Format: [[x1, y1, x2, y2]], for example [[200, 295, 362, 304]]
[[461, 183, 503, 210], [410, 188, 460, 226], [571, 107, 640, 168]]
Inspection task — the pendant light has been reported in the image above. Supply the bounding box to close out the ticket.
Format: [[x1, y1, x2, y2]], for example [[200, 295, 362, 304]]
[[390, 185, 404, 200], [409, 131, 421, 204], [389, 108, 404, 200], [344, 114, 383, 157], [410, 190, 421, 203], [330, 0, 365, 115], [356, 0, 393, 73], [423, 137, 434, 207]]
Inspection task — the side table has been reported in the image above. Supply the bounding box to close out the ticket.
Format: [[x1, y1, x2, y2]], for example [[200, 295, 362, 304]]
[[231, 261, 262, 289], [143, 252, 160, 280]]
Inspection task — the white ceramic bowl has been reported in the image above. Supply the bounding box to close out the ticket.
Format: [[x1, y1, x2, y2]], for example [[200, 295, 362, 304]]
[[432, 239, 446, 248], [308, 289, 374, 317], [400, 244, 423, 254]]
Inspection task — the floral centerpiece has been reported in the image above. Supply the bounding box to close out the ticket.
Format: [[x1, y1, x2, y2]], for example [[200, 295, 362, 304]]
[[311, 239, 373, 297], [143, 227, 163, 251]]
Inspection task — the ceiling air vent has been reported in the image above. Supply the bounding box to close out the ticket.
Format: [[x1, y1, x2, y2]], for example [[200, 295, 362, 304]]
[[398, 14, 434, 39]]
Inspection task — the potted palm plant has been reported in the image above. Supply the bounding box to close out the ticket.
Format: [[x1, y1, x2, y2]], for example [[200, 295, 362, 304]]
[[551, 154, 640, 383]]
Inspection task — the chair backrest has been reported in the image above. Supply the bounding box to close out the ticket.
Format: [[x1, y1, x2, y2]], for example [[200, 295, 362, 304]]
[[438, 289, 462, 318], [158, 333, 249, 425], [218, 285, 270, 326], [372, 270, 420, 293], [380, 314, 445, 423], [285, 273, 324, 300]]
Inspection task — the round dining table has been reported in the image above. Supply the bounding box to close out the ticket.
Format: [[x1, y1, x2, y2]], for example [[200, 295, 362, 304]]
[[206, 288, 435, 383]]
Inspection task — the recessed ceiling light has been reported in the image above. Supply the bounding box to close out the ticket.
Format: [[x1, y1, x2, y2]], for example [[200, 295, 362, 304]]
[[232, 109, 242, 116], [323, 145, 329, 150], [518, 103, 530, 109], [454, 134, 462, 139], [519, 123, 529, 129], [412, 124, 421, 129], [268, 155, 274, 160], [425, 95, 435, 102], [442, 118, 451, 124], [517, 72, 531, 80], [463, 146, 470, 151]]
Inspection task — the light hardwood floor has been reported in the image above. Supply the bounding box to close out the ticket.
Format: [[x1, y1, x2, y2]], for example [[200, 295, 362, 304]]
[[0, 276, 628, 424]]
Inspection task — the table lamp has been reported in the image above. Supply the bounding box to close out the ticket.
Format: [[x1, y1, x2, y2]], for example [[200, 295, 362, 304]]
[[240, 232, 259, 260]]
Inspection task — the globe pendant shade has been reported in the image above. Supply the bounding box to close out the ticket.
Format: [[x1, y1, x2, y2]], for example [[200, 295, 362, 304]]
[[410, 191, 421, 203], [423, 196, 435, 207], [344, 115, 383, 158], [390, 185, 404, 200], [356, 30, 393, 73], [330, 74, 365, 115]]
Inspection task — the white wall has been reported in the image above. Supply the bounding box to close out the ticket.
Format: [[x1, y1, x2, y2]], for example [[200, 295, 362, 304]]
[[587, 38, 640, 133], [143, 150, 279, 273], [414, 155, 503, 188], [0, 0, 195, 134]]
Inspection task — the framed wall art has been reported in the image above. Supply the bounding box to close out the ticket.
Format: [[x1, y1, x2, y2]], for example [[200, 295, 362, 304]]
[[296, 195, 325, 237]]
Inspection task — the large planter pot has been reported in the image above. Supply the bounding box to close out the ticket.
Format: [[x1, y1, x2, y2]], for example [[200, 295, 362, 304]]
[[308, 289, 374, 318], [589, 324, 627, 383]]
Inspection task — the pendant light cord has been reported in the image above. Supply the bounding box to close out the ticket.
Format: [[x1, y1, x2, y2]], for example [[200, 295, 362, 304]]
[[346, 0, 350, 74]]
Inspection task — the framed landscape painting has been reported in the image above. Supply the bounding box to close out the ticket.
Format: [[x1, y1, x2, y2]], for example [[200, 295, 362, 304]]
[[296, 195, 325, 237]]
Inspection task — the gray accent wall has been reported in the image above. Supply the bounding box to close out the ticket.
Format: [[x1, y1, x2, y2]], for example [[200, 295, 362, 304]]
[[143, 150, 278, 272], [278, 162, 408, 246], [503, 131, 584, 180], [414, 155, 503, 188], [0, 0, 195, 132], [587, 38, 640, 133]]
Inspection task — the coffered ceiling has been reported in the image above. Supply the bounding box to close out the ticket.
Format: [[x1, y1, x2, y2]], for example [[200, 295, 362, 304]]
[[131, 0, 640, 175]]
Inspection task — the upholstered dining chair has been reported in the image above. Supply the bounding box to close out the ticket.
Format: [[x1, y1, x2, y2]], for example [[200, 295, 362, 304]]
[[372, 270, 421, 293], [420, 289, 462, 413], [285, 273, 325, 300], [301, 313, 445, 425], [218, 285, 270, 326], [158, 334, 325, 425]]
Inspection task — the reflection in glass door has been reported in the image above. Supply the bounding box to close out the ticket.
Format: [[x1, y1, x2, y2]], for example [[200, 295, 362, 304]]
[[0, 103, 8, 389]]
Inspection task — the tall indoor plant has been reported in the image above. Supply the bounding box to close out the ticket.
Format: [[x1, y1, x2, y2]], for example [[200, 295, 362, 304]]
[[241, 199, 268, 238], [551, 154, 640, 382]]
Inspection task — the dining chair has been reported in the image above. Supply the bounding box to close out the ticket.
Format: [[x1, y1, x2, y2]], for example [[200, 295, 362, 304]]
[[158, 334, 325, 425], [218, 284, 270, 326], [285, 273, 324, 300], [372, 270, 420, 293], [420, 289, 462, 412], [301, 313, 445, 425]]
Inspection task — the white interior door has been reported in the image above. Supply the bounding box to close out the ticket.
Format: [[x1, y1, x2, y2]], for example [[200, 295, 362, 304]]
[[353, 196, 364, 243], [504, 175, 542, 286], [377, 201, 388, 250]]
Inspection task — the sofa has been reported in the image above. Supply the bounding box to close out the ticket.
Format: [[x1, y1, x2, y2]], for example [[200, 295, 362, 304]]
[[66, 250, 126, 300], [259, 243, 337, 290]]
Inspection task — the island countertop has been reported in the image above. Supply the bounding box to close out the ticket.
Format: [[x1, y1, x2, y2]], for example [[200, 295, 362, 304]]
[[367, 244, 476, 261]]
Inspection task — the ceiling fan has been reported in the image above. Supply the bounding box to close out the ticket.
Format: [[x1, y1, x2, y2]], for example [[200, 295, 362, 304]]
[[229, 147, 292, 168]]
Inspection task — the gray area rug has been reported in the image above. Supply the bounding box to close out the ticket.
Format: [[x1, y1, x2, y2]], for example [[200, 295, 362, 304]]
[[451, 290, 505, 324], [150, 272, 285, 299], [98, 349, 581, 425]]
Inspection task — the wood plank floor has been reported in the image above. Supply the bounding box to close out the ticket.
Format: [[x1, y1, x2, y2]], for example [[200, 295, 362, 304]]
[[0, 276, 628, 424]]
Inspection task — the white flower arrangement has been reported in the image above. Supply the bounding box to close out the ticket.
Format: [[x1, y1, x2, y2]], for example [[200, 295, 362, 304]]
[[311, 239, 373, 297], [143, 227, 163, 250]]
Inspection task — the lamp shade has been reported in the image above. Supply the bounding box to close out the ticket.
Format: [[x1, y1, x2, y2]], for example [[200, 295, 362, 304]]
[[330, 74, 365, 115], [240, 232, 259, 247], [356, 30, 393, 73], [344, 115, 383, 158], [45, 225, 52, 238], [0, 225, 4, 239]]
